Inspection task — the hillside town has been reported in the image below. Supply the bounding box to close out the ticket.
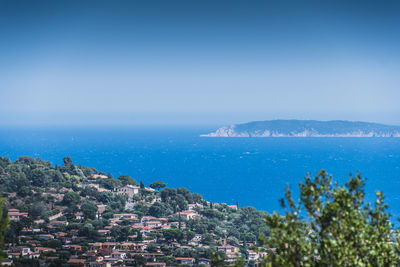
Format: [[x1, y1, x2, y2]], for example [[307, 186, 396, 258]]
[[0, 156, 270, 266]]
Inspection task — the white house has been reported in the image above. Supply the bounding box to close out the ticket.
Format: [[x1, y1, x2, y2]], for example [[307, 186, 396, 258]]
[[111, 251, 127, 259], [113, 213, 138, 221], [114, 185, 140, 199], [247, 250, 259, 261], [176, 210, 200, 220], [188, 203, 204, 211]]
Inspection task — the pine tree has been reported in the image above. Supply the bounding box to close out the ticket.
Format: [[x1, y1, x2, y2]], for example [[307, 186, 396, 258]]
[[0, 197, 9, 262], [264, 171, 400, 266]]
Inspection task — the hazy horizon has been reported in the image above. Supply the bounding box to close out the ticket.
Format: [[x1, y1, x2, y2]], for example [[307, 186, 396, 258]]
[[1, 0, 400, 126]]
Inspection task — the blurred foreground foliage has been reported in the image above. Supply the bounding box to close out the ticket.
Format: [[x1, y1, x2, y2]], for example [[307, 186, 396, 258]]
[[263, 170, 400, 267]]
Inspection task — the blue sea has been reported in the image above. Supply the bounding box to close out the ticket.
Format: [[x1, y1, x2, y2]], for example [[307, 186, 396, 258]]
[[1, 126, 400, 221]]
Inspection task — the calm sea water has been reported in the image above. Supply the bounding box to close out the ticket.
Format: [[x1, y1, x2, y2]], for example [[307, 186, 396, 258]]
[[1, 126, 400, 220]]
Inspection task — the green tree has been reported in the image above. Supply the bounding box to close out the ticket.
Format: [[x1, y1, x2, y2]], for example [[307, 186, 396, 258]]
[[0, 156, 11, 170], [101, 178, 122, 190], [111, 225, 132, 242], [44, 239, 62, 249], [162, 228, 184, 242], [264, 170, 400, 267], [186, 230, 195, 241], [150, 180, 166, 191], [29, 203, 46, 218], [201, 233, 214, 245], [159, 256, 176, 266], [211, 250, 225, 266], [0, 197, 9, 261], [147, 242, 158, 253], [233, 256, 246, 267], [62, 191, 81, 206], [60, 157, 84, 177], [13, 258, 40, 266], [118, 175, 139, 186], [133, 254, 147, 266], [29, 168, 51, 187], [78, 223, 99, 239], [81, 201, 98, 220], [148, 202, 173, 217], [191, 193, 204, 203]]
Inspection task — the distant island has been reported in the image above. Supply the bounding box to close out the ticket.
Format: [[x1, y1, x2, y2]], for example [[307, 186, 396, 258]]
[[201, 120, 400, 137]]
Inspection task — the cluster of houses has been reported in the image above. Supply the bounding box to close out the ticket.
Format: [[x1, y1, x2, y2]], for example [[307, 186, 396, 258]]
[[2, 178, 267, 266], [4, 207, 266, 266]]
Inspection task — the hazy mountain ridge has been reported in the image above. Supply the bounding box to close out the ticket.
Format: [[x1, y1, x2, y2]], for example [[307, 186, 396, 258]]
[[201, 120, 400, 137]]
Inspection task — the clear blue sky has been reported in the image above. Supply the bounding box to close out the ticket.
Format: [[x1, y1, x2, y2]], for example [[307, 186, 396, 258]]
[[1, 0, 400, 126]]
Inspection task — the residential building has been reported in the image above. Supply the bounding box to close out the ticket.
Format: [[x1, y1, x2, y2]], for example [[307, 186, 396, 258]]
[[8, 209, 28, 221], [114, 185, 140, 199]]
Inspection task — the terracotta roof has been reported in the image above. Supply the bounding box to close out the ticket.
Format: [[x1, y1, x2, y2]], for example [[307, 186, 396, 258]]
[[68, 259, 86, 263], [176, 257, 195, 261]]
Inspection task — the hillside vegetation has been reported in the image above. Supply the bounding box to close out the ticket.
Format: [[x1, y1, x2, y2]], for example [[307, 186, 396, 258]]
[[0, 156, 268, 266]]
